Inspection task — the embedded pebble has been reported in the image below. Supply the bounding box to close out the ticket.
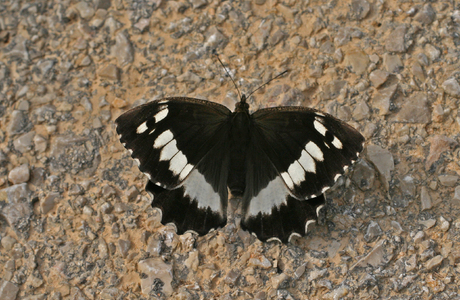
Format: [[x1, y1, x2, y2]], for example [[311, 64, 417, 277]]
[[420, 187, 433, 211], [425, 44, 441, 61], [411, 61, 426, 82], [248, 256, 272, 269], [439, 217, 450, 232], [394, 92, 431, 123], [351, 159, 375, 191], [99, 64, 120, 81], [112, 32, 134, 66], [399, 175, 416, 197], [364, 221, 383, 242], [344, 49, 369, 75], [75, 1, 95, 19], [13, 131, 35, 153], [419, 219, 436, 229], [33, 134, 47, 153], [414, 4, 436, 25], [424, 255, 443, 271], [425, 135, 458, 170], [8, 164, 30, 184], [369, 70, 389, 88], [366, 145, 394, 190], [41, 192, 59, 214], [1, 236, 17, 250], [351, 240, 389, 269], [372, 84, 396, 115], [117, 239, 131, 258], [177, 71, 201, 83], [442, 78, 460, 98], [413, 231, 425, 244], [438, 175, 458, 187], [385, 25, 407, 53], [138, 258, 173, 296], [7, 110, 29, 136], [323, 285, 348, 300], [0, 280, 19, 300], [454, 186, 460, 203], [350, 0, 370, 20], [382, 53, 403, 73], [352, 101, 370, 121]]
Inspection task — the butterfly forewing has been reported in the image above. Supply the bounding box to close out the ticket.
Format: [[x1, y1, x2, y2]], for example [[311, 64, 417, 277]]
[[251, 107, 364, 198], [116, 97, 232, 234]]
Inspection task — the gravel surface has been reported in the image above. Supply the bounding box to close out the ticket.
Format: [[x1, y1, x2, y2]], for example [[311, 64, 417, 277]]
[[1, 0, 460, 299]]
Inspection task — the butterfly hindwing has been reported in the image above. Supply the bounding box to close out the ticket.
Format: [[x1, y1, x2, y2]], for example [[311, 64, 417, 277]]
[[241, 139, 327, 242], [116, 97, 232, 234]]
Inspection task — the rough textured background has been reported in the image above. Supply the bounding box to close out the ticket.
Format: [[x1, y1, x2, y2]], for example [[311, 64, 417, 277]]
[[1, 0, 460, 299]]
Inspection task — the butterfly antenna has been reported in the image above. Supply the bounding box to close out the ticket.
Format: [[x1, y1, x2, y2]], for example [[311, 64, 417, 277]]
[[246, 70, 288, 100], [213, 51, 242, 100]]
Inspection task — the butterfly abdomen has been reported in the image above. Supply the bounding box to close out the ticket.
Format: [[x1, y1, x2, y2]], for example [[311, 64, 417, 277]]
[[227, 111, 252, 196]]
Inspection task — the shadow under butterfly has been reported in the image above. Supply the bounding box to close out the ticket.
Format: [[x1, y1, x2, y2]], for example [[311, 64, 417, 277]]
[[116, 85, 364, 243]]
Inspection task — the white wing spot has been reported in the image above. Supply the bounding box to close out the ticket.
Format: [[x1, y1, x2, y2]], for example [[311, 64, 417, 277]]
[[316, 204, 325, 216], [288, 161, 305, 185], [266, 237, 282, 243], [154, 130, 174, 149], [332, 136, 343, 149], [248, 177, 290, 216], [158, 100, 169, 104], [179, 164, 194, 180], [149, 128, 155, 135], [305, 141, 324, 161], [160, 139, 178, 161], [183, 170, 221, 211], [169, 151, 188, 175], [134, 158, 140, 166], [321, 186, 329, 193], [315, 112, 325, 117], [128, 149, 133, 155], [136, 121, 148, 134], [288, 232, 302, 243], [298, 150, 316, 173], [343, 165, 349, 172], [305, 220, 316, 233], [314, 120, 327, 136], [281, 172, 294, 190], [145, 173, 152, 180], [154, 108, 168, 123], [334, 174, 341, 181]]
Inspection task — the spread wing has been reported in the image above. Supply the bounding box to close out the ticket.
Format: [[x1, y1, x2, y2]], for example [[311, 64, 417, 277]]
[[116, 97, 232, 235], [241, 107, 364, 242]]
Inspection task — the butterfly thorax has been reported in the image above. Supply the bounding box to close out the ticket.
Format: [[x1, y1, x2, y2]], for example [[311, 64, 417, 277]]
[[227, 109, 251, 197], [234, 95, 249, 113]]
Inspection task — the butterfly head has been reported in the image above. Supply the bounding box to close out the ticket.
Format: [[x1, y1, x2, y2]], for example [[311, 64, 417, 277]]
[[235, 94, 250, 112]]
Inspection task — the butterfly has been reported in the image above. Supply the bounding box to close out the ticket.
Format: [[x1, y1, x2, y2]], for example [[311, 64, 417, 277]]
[[115, 94, 364, 243]]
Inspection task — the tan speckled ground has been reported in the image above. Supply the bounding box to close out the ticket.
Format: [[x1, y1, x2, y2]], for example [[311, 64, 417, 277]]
[[1, 1, 460, 299]]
